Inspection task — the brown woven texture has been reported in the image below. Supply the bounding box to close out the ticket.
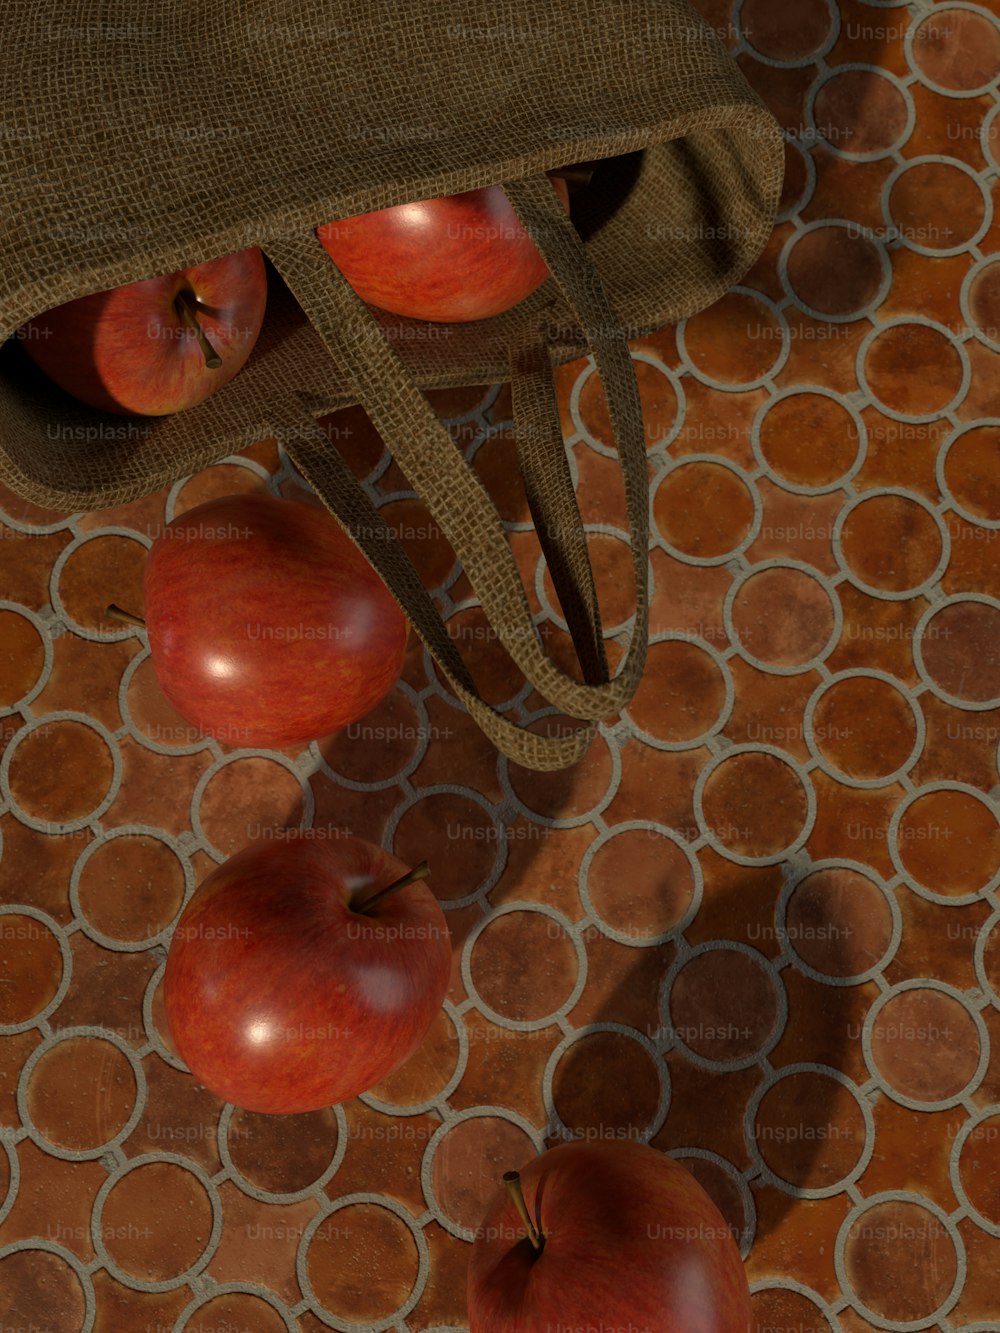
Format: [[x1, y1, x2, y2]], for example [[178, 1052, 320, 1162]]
[[0, 0, 783, 768]]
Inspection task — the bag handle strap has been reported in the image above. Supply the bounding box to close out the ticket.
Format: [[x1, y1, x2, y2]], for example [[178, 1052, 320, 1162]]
[[501, 172, 649, 708], [283, 413, 597, 769], [507, 325, 608, 686], [263, 173, 649, 754]]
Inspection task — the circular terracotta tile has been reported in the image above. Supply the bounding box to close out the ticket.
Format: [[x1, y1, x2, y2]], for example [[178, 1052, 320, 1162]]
[[368, 1004, 460, 1106], [197, 757, 304, 857], [426, 382, 494, 418], [676, 1157, 745, 1245], [626, 638, 728, 742], [653, 462, 756, 560], [551, 1030, 662, 1135], [431, 1114, 536, 1231], [700, 751, 810, 859], [182, 1293, 287, 1333], [0, 913, 63, 1025], [920, 601, 1000, 703], [911, 8, 1000, 91], [577, 357, 679, 449], [813, 68, 909, 156], [869, 988, 980, 1102], [306, 1202, 419, 1322], [173, 463, 270, 515], [392, 790, 498, 900], [742, 0, 832, 60], [682, 292, 784, 385], [76, 835, 186, 944], [125, 654, 205, 749], [785, 226, 886, 317], [669, 948, 780, 1062], [471, 429, 531, 524], [843, 1199, 958, 1321], [967, 265, 1000, 347], [0, 609, 45, 708], [227, 1106, 338, 1194], [56, 535, 148, 633], [7, 719, 115, 826], [433, 604, 527, 708], [958, 1114, 1000, 1226], [863, 324, 965, 418], [754, 1069, 866, 1190], [27, 1036, 136, 1151], [586, 829, 695, 938], [896, 788, 1000, 897], [779, 139, 813, 217], [943, 424, 1000, 520], [541, 532, 637, 631], [469, 910, 578, 1022], [101, 1160, 214, 1281], [0, 1250, 86, 1330], [757, 393, 861, 490], [317, 685, 422, 781], [811, 675, 917, 781], [840, 494, 944, 592], [732, 567, 836, 668], [983, 920, 1000, 1000], [320, 403, 388, 480], [750, 1288, 832, 1333], [888, 161, 985, 251], [380, 498, 455, 590], [786, 868, 894, 977], [507, 726, 613, 822]]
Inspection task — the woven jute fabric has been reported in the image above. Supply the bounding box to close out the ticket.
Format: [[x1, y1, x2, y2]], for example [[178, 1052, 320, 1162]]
[[0, 0, 783, 767]]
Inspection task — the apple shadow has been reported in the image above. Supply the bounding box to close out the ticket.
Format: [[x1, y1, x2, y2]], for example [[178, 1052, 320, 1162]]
[[541, 856, 873, 1256], [280, 379, 860, 1269]]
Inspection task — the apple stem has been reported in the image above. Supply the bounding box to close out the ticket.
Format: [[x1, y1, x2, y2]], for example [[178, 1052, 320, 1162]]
[[353, 860, 430, 915], [106, 603, 146, 629], [503, 1171, 543, 1251], [549, 166, 595, 189], [175, 287, 223, 369]]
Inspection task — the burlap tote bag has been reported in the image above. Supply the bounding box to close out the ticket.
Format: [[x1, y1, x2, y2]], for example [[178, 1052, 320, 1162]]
[[0, 0, 784, 770]]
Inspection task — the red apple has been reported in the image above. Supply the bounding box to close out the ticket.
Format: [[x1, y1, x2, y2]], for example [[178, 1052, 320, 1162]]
[[468, 1140, 752, 1333], [163, 835, 451, 1113], [139, 492, 408, 747], [17, 248, 267, 414], [317, 175, 570, 323]]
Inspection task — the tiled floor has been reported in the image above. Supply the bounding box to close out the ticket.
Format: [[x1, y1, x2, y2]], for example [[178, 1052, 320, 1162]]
[[3, 0, 1000, 1329]]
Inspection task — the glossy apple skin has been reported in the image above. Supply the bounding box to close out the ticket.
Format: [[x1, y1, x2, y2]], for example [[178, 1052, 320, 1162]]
[[317, 177, 570, 323], [17, 248, 267, 415], [163, 836, 452, 1113], [467, 1140, 752, 1333], [143, 493, 408, 747]]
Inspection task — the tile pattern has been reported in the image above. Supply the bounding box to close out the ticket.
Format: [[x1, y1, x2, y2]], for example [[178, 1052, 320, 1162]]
[[2, 1, 1000, 1329]]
